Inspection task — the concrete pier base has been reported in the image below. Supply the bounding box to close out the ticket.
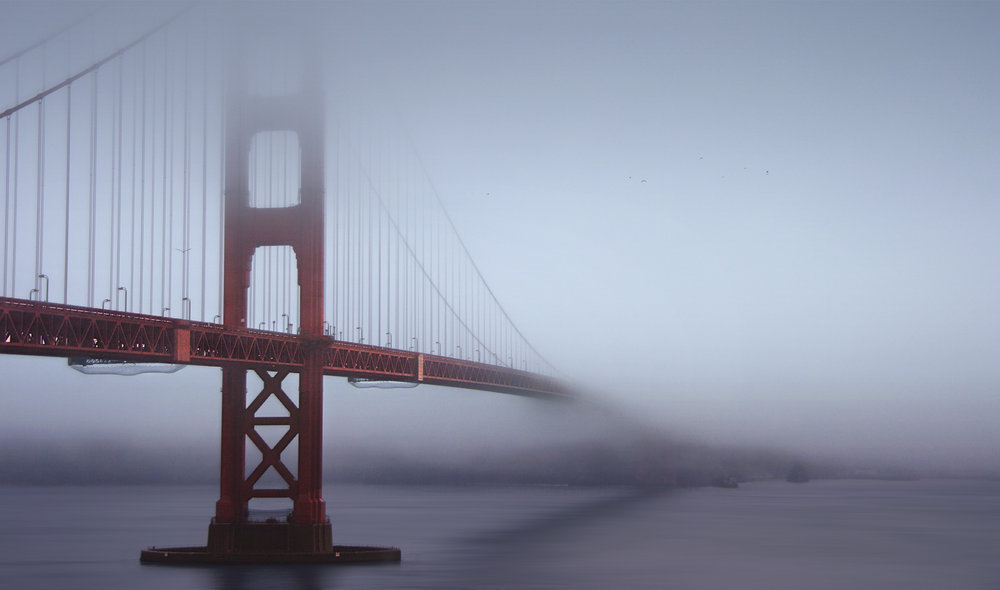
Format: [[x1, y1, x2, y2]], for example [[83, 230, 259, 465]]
[[140, 521, 400, 565], [140, 544, 401, 565]]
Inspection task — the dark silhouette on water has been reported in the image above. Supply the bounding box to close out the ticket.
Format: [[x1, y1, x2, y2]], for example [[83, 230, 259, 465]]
[[786, 463, 810, 483]]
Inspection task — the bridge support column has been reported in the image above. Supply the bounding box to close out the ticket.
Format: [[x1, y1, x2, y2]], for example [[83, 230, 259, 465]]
[[205, 366, 334, 555], [140, 39, 398, 565]]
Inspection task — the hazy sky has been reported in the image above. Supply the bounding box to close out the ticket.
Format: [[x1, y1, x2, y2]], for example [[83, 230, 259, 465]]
[[2, 1, 999, 471]]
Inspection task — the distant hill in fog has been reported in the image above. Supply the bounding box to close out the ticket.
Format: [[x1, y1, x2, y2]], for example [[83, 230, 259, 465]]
[[0, 432, 955, 487]]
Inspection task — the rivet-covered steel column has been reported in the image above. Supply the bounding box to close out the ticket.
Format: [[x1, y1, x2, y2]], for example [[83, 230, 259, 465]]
[[209, 43, 330, 554], [141, 36, 399, 566]]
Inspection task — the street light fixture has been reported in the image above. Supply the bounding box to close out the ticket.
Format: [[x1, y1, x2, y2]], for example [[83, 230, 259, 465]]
[[37, 274, 49, 302]]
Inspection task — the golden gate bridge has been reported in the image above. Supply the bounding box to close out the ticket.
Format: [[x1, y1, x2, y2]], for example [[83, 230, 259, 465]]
[[1, 4, 570, 563]]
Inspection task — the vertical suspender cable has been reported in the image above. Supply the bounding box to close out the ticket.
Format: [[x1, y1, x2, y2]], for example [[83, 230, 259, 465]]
[[436, 202, 441, 352], [166, 50, 174, 316], [276, 133, 282, 328], [395, 138, 401, 347], [10, 64, 20, 298], [358, 138, 365, 341], [246, 146, 254, 327], [399, 146, 405, 347], [285, 131, 290, 329], [109, 61, 117, 307], [114, 57, 124, 309], [282, 132, 288, 328], [129, 51, 138, 311], [160, 41, 168, 315], [138, 42, 147, 313], [150, 40, 160, 314], [345, 128, 351, 339], [63, 85, 71, 303], [265, 133, 271, 327], [34, 99, 45, 299], [252, 133, 258, 326], [200, 33, 208, 322], [87, 71, 97, 307], [333, 122, 341, 335], [35, 99, 45, 298], [399, 148, 405, 348], [419, 161, 424, 350], [182, 31, 191, 319], [368, 135, 373, 343], [378, 132, 382, 345], [3, 114, 10, 296], [334, 129, 340, 335], [218, 74, 224, 321], [267, 129, 271, 326]]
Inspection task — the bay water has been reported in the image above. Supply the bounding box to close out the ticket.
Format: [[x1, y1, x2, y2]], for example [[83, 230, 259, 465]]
[[0, 479, 997, 589]]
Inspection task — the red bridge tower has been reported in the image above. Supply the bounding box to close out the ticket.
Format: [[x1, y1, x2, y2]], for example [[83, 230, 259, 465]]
[[141, 45, 399, 565]]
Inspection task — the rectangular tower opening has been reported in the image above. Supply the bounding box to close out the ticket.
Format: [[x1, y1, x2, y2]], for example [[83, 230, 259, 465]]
[[248, 130, 301, 208], [247, 245, 300, 333]]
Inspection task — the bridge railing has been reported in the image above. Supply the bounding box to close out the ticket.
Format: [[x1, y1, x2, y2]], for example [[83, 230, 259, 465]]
[[1, 297, 571, 399]]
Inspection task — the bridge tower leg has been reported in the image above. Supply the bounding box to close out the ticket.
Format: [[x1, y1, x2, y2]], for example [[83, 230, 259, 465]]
[[203, 48, 331, 556], [141, 44, 397, 564]]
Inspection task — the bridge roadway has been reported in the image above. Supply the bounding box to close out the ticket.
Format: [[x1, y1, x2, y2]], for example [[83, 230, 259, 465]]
[[0, 297, 570, 400]]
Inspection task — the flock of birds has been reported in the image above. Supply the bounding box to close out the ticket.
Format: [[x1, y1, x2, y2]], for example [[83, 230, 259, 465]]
[[623, 156, 771, 186], [480, 156, 771, 198]]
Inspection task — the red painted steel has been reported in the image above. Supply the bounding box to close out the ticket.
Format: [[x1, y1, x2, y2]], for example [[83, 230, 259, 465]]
[[0, 297, 571, 398], [2, 21, 569, 561], [215, 48, 330, 540]]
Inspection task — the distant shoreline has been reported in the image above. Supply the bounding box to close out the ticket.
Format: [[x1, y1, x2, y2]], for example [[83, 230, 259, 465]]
[[1, 436, 995, 486]]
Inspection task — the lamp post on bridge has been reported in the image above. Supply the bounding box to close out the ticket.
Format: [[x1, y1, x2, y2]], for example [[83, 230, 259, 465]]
[[37, 274, 48, 302], [117, 286, 127, 312]]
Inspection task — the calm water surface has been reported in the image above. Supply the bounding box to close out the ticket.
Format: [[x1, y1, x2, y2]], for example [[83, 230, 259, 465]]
[[0, 479, 998, 589]]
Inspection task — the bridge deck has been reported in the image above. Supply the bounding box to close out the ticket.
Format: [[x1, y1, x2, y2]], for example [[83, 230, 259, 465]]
[[0, 297, 570, 400]]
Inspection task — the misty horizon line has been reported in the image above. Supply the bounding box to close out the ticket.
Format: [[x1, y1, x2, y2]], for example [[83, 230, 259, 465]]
[[1, 433, 994, 488]]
